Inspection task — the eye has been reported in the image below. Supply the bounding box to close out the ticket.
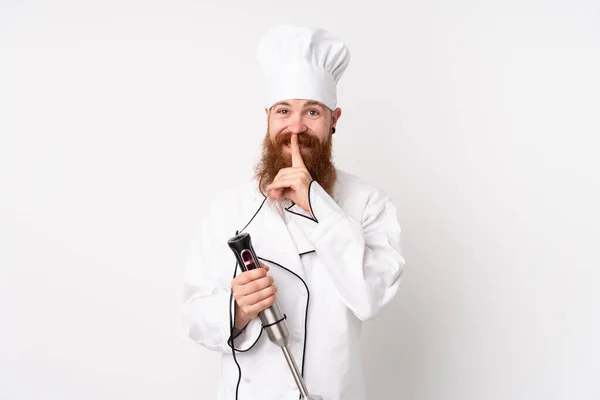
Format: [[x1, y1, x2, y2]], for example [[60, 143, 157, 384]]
[[307, 109, 320, 116], [276, 109, 289, 115]]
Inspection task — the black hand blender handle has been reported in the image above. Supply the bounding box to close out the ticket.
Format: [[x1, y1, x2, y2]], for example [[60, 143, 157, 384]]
[[227, 232, 261, 272]]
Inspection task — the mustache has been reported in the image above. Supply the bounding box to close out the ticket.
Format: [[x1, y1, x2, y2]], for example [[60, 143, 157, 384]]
[[274, 132, 321, 149], [255, 128, 337, 197]]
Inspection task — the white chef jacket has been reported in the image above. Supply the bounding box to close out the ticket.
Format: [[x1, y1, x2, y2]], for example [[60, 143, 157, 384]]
[[183, 169, 405, 400]]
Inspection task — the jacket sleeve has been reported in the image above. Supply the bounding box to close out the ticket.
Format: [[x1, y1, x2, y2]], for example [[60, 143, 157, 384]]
[[182, 206, 263, 354], [289, 180, 405, 321]]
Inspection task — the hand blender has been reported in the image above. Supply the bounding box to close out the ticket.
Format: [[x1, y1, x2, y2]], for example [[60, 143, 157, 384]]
[[228, 232, 322, 400]]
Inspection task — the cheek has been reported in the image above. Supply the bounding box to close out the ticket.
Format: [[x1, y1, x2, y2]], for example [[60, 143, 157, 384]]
[[309, 120, 331, 141], [268, 120, 285, 139]]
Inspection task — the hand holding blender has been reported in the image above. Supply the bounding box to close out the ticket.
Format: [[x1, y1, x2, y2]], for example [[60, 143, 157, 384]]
[[228, 232, 322, 400]]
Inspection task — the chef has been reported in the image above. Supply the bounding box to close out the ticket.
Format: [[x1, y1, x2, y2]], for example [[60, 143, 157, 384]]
[[183, 25, 405, 400]]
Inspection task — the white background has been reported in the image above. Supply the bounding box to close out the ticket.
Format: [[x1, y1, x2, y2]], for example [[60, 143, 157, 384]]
[[1, 1, 599, 399]]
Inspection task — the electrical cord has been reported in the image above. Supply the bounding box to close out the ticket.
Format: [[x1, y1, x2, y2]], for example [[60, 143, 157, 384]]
[[228, 260, 243, 400]]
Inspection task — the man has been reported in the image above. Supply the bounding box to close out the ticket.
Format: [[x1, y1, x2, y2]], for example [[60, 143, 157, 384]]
[[183, 25, 405, 400]]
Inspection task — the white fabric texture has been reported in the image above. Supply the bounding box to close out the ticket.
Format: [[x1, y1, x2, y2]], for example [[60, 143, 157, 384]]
[[256, 25, 351, 110], [183, 169, 405, 400]]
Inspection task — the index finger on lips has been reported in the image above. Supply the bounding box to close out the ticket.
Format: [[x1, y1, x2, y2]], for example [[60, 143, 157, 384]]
[[291, 134, 306, 168]]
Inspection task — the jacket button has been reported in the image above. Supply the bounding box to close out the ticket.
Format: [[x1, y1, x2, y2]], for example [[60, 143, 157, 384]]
[[243, 377, 251, 383]]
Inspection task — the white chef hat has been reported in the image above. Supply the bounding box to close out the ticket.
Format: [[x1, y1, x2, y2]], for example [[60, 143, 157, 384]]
[[256, 25, 351, 111]]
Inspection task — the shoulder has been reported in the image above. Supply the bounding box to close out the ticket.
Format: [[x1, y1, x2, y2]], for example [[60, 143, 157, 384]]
[[208, 179, 259, 209], [204, 178, 266, 233], [334, 169, 389, 203], [333, 169, 396, 224]]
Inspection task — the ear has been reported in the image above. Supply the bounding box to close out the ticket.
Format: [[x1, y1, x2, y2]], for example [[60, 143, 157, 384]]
[[332, 108, 342, 128]]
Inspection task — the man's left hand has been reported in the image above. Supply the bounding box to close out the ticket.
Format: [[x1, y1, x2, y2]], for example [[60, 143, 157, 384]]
[[267, 134, 313, 214]]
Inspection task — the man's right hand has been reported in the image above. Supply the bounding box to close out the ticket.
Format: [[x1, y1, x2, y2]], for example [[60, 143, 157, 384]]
[[231, 263, 277, 329]]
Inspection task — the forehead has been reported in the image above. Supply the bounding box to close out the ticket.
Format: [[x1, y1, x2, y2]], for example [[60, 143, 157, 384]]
[[272, 99, 327, 109]]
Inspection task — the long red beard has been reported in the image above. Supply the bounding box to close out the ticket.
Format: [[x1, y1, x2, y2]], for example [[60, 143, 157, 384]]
[[254, 130, 337, 198]]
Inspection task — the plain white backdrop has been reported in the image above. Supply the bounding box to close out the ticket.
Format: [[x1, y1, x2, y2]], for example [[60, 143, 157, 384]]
[[1, 0, 599, 399]]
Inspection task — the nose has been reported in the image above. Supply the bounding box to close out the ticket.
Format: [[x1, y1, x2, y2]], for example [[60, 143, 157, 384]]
[[286, 114, 307, 134]]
